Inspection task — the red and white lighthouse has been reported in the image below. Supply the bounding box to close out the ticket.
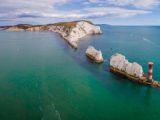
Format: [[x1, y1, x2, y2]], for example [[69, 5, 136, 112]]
[[148, 62, 154, 81]]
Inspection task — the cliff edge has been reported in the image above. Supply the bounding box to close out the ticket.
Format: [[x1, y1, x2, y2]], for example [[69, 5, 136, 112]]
[[3, 21, 102, 48]]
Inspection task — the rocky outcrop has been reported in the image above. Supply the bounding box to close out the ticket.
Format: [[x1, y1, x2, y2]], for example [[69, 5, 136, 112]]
[[26, 26, 49, 31], [5, 26, 25, 31], [110, 53, 143, 78], [110, 53, 160, 88], [48, 21, 101, 48], [3, 21, 102, 48], [86, 46, 103, 63], [5, 24, 32, 31]]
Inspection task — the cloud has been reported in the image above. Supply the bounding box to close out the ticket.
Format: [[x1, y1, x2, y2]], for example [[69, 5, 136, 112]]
[[88, 0, 160, 9], [33, 6, 150, 19], [82, 2, 91, 5], [84, 7, 151, 18], [0, 0, 155, 25], [0, 0, 71, 20]]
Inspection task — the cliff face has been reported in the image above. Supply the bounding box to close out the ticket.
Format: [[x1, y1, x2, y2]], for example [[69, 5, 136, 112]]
[[26, 26, 49, 31], [48, 21, 102, 48], [5, 24, 32, 31], [110, 53, 143, 78], [5, 26, 25, 31], [4, 21, 102, 48]]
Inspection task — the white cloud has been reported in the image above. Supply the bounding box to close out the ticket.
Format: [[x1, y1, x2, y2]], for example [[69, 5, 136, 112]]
[[83, 2, 91, 5], [0, 0, 154, 24], [0, 0, 72, 20], [0, 0, 70, 15], [88, 0, 160, 9], [85, 7, 151, 18], [133, 0, 160, 9]]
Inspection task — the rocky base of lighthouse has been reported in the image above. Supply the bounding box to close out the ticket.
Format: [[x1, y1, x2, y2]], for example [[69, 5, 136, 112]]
[[110, 53, 160, 88]]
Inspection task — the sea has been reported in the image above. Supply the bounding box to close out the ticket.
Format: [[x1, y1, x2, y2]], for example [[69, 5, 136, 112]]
[[0, 25, 160, 120]]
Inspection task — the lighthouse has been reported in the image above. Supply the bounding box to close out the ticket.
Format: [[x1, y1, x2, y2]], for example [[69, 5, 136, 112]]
[[148, 62, 154, 82]]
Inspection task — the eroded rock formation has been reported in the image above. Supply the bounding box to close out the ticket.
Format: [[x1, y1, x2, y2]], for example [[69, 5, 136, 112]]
[[86, 46, 103, 63], [110, 53, 143, 78]]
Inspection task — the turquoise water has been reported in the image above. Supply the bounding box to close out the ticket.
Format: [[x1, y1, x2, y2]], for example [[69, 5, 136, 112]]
[[0, 26, 160, 120]]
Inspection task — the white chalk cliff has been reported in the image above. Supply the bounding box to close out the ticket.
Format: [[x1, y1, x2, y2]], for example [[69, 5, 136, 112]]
[[48, 21, 102, 48], [110, 53, 143, 78], [86, 46, 103, 63], [4, 21, 102, 48]]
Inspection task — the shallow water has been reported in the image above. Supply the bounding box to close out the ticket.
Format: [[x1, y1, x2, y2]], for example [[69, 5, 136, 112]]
[[0, 26, 160, 120]]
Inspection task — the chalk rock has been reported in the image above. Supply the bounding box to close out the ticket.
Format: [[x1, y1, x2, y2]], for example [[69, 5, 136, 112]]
[[86, 46, 103, 63], [4, 21, 102, 48], [48, 21, 102, 48], [5, 26, 24, 31], [110, 53, 143, 78]]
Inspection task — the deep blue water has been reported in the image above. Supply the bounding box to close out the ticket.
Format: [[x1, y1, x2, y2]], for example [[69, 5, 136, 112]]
[[0, 26, 160, 120]]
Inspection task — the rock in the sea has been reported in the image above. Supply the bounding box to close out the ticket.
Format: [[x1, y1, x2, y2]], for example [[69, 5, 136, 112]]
[[110, 53, 143, 78], [86, 46, 103, 63]]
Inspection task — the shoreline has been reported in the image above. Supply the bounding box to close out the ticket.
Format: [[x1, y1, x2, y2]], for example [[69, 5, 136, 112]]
[[1, 24, 160, 88], [2, 20, 102, 49]]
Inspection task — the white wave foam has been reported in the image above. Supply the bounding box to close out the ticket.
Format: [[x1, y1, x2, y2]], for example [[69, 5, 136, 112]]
[[41, 103, 62, 120], [143, 37, 153, 44], [55, 110, 61, 120]]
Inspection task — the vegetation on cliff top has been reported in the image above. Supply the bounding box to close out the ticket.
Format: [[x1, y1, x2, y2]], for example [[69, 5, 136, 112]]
[[49, 20, 94, 27], [1, 20, 94, 30]]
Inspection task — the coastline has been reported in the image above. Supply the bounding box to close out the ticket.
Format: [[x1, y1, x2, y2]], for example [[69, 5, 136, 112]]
[[1, 24, 160, 88], [2, 21, 102, 49]]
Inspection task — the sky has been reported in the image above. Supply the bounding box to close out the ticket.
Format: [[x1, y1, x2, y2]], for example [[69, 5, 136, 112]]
[[0, 0, 160, 25]]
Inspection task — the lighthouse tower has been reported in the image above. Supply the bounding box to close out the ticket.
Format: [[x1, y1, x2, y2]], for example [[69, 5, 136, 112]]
[[148, 62, 154, 82]]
